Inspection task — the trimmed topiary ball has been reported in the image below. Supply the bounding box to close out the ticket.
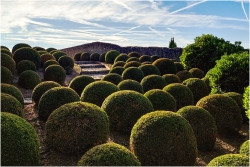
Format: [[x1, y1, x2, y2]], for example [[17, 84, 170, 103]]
[[151, 55, 159, 62], [43, 60, 59, 70], [32, 81, 61, 105], [49, 50, 58, 54], [18, 70, 41, 89], [90, 53, 100, 61], [102, 90, 154, 133], [112, 61, 126, 68], [207, 154, 249, 166], [17, 60, 36, 75], [130, 111, 197, 166], [196, 94, 242, 135], [152, 58, 177, 75], [1, 66, 13, 84], [101, 73, 124, 85], [105, 50, 120, 64], [45, 101, 109, 154], [201, 76, 211, 93], [1, 83, 24, 107], [1, 112, 40, 166], [46, 47, 57, 53], [1, 48, 13, 57], [44, 65, 66, 85], [80, 52, 91, 61], [177, 106, 217, 151], [99, 52, 106, 62], [33, 46, 45, 51], [122, 67, 144, 82], [40, 53, 56, 66], [189, 68, 205, 78], [1, 93, 24, 117], [176, 70, 194, 82], [68, 75, 95, 96], [141, 74, 166, 92], [174, 62, 185, 73], [38, 51, 48, 56], [58, 55, 74, 68], [38, 87, 80, 120], [81, 81, 119, 107], [138, 64, 161, 76], [243, 86, 250, 119], [162, 74, 181, 85], [163, 83, 194, 110], [124, 61, 141, 69], [239, 140, 249, 156], [109, 66, 125, 75], [1, 53, 16, 74], [114, 53, 129, 63], [74, 52, 81, 61], [12, 43, 31, 53], [1, 46, 10, 51], [128, 51, 140, 58], [118, 79, 144, 93], [141, 61, 151, 64], [139, 55, 152, 63], [77, 142, 141, 166], [126, 57, 140, 63], [52, 51, 67, 61], [144, 89, 176, 111]]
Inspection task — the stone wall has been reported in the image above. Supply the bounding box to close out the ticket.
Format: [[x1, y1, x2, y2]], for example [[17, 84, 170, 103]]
[[61, 42, 183, 61]]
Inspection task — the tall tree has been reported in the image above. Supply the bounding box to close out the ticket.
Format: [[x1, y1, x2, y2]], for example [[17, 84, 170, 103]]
[[169, 37, 177, 48]]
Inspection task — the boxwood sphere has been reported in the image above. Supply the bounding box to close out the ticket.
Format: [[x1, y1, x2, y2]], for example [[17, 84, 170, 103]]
[[130, 111, 197, 166], [99, 52, 106, 62], [40, 53, 56, 66], [239, 140, 249, 156], [46, 47, 57, 53], [18, 70, 41, 89], [1, 49, 13, 58], [68, 75, 95, 96], [112, 61, 126, 68], [1, 53, 16, 74], [126, 57, 140, 63], [118, 79, 144, 93], [74, 52, 81, 61], [196, 94, 242, 135], [163, 83, 194, 110], [128, 52, 141, 58], [177, 106, 217, 151], [1, 93, 24, 117], [52, 51, 67, 61], [138, 64, 161, 76], [38, 87, 80, 120], [80, 52, 91, 61], [1, 66, 13, 84], [176, 70, 194, 82], [141, 74, 166, 92], [122, 67, 144, 82], [101, 90, 154, 133], [101, 73, 124, 85], [152, 58, 177, 75], [12, 43, 31, 53], [58, 55, 74, 68], [144, 89, 176, 111], [43, 60, 59, 70], [77, 142, 141, 166], [44, 65, 66, 85], [90, 53, 100, 61], [151, 55, 159, 62], [38, 51, 48, 56], [32, 81, 61, 105], [1, 112, 40, 166], [124, 61, 141, 68], [207, 154, 249, 166], [189, 68, 205, 78], [1, 83, 24, 107], [139, 55, 152, 63], [109, 66, 125, 75], [174, 62, 185, 73], [162, 74, 181, 85], [81, 81, 119, 107], [17, 60, 36, 75], [45, 101, 109, 154], [49, 50, 58, 54], [105, 50, 120, 64], [1, 46, 11, 52], [33, 46, 45, 51], [114, 53, 129, 63]]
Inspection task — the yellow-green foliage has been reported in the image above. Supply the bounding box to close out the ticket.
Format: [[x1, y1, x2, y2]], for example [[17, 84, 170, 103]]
[[207, 154, 249, 166], [239, 140, 249, 156], [243, 86, 250, 119]]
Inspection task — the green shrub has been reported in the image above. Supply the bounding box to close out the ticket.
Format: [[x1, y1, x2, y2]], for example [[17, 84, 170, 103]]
[[81, 81, 119, 107], [18, 70, 41, 89], [207, 154, 249, 166], [112, 61, 126, 68], [176, 70, 194, 82], [45, 101, 109, 154], [44, 65, 66, 85], [1, 48, 13, 57], [126, 57, 140, 63], [206, 52, 249, 94], [189, 68, 205, 78], [12, 43, 31, 53], [1, 83, 24, 107], [33, 46, 45, 51], [139, 55, 152, 63], [151, 55, 159, 62], [174, 62, 185, 73], [114, 53, 129, 63], [17, 60, 36, 75], [13, 47, 41, 69], [122, 67, 144, 82], [162, 74, 181, 85], [243, 86, 250, 119], [1, 66, 13, 84], [196, 94, 242, 135], [239, 140, 249, 156], [141, 61, 151, 64], [99, 52, 106, 62], [77, 142, 141, 166], [152, 58, 177, 75], [163, 83, 194, 110], [80, 52, 91, 61], [201, 76, 211, 93], [43, 60, 59, 70], [52, 51, 67, 61], [130, 111, 197, 166], [138, 64, 161, 76], [32, 81, 61, 105], [38, 87, 80, 120], [1, 53, 16, 74], [124, 61, 141, 69], [144, 89, 176, 111], [102, 90, 154, 133], [118, 79, 144, 93], [46, 47, 57, 52], [40, 53, 56, 66], [105, 50, 120, 64], [141, 74, 166, 92], [1, 93, 24, 117], [128, 52, 140, 58], [58, 55, 74, 69], [65, 66, 73, 75], [1, 112, 40, 165], [68, 75, 95, 96], [177, 106, 217, 151], [1, 46, 10, 51], [101, 73, 124, 85], [90, 53, 100, 61], [109, 66, 125, 75], [74, 52, 81, 61], [49, 50, 58, 54], [38, 51, 48, 56]]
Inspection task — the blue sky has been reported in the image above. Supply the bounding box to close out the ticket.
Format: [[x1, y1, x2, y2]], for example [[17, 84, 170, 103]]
[[1, 0, 249, 50]]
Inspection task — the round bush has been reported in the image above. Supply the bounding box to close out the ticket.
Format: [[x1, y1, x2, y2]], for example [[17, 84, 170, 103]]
[[32, 81, 61, 105], [46, 47, 57, 53], [122, 67, 144, 82], [239, 140, 249, 156], [243, 86, 250, 119], [101, 73, 123, 85], [52, 51, 67, 61], [163, 83, 194, 110], [126, 57, 140, 63], [130, 111, 197, 166], [90, 53, 100, 61], [1, 112, 40, 166], [109, 66, 125, 75], [174, 62, 185, 73], [40, 53, 56, 66], [141, 61, 151, 64], [1, 66, 13, 84], [1, 48, 13, 57], [124, 61, 141, 69], [114, 53, 129, 63], [49, 50, 58, 54], [1, 46, 10, 51], [12, 43, 31, 53], [77, 142, 141, 166], [102, 90, 154, 133], [151, 55, 159, 62], [162, 74, 181, 85], [38, 87, 80, 120], [1, 93, 24, 117], [177, 106, 217, 151], [68, 75, 95, 96], [138, 64, 161, 76], [38, 50, 48, 56], [183, 78, 209, 104], [45, 101, 109, 154], [128, 52, 140, 58], [176, 70, 194, 82], [18, 70, 41, 89], [33, 46, 45, 51], [112, 61, 126, 68], [43, 60, 59, 70], [207, 154, 249, 166], [13, 47, 41, 69], [152, 58, 177, 75], [1, 53, 16, 74], [81, 81, 119, 107], [44, 65, 66, 85], [17, 60, 36, 75], [141, 74, 166, 92], [74, 52, 81, 61], [144, 89, 176, 111], [201, 76, 211, 93], [139, 55, 152, 63], [189, 68, 205, 78], [58, 55, 74, 68], [118, 79, 144, 93], [99, 52, 106, 62], [196, 94, 242, 135], [1, 83, 24, 107], [105, 50, 120, 64], [80, 52, 91, 61]]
